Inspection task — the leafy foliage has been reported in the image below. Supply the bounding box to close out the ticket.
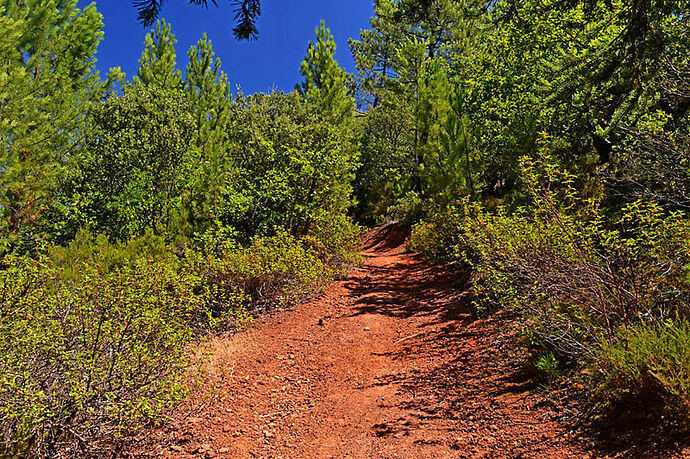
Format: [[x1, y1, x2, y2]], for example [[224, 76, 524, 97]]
[[58, 86, 197, 242], [412, 152, 690, 407], [461, 154, 690, 353], [221, 90, 357, 238], [601, 318, 690, 408], [0, 216, 360, 456], [0, 256, 203, 457]]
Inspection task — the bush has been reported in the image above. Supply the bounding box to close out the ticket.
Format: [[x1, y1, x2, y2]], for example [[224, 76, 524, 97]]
[[47, 228, 171, 280], [0, 215, 361, 456], [533, 351, 561, 383], [453, 152, 690, 408], [387, 191, 425, 226], [0, 257, 205, 457], [189, 217, 360, 318], [307, 212, 362, 267], [408, 221, 444, 258], [408, 204, 465, 261], [461, 154, 690, 358], [189, 230, 334, 313]]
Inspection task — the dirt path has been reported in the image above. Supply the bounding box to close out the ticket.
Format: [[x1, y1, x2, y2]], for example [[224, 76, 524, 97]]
[[149, 226, 591, 458]]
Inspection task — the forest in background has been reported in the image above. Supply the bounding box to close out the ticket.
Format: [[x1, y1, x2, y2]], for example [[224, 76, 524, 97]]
[[1, 0, 690, 456]]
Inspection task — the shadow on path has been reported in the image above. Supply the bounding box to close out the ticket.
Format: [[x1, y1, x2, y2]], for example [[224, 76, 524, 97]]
[[349, 224, 690, 458]]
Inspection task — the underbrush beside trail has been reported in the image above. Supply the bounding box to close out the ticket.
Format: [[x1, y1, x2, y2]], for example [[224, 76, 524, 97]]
[[0, 217, 361, 458], [408, 154, 690, 420]]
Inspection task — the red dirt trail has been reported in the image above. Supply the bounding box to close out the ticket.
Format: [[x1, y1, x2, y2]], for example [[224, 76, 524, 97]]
[[145, 226, 596, 458]]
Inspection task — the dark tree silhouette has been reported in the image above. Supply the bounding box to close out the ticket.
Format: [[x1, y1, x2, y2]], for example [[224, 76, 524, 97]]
[[133, 0, 261, 40]]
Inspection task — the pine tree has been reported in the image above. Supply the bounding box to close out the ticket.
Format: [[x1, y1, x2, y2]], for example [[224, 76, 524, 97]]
[[429, 83, 476, 205], [134, 19, 182, 90], [299, 20, 354, 124], [348, 0, 404, 107], [185, 34, 231, 151], [350, 0, 488, 213], [0, 0, 103, 253], [184, 34, 233, 224]]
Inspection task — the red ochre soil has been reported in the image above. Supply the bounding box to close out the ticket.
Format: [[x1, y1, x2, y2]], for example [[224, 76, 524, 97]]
[[132, 225, 689, 459]]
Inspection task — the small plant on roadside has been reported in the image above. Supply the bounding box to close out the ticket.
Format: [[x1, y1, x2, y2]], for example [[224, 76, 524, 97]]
[[533, 351, 561, 382], [599, 318, 690, 411]]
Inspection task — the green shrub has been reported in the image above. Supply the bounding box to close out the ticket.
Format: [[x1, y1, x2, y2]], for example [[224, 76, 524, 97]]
[[461, 154, 690, 358], [0, 256, 205, 457], [408, 221, 443, 258], [448, 152, 690, 412], [533, 351, 561, 382], [0, 215, 361, 456], [200, 231, 331, 309], [47, 228, 171, 280], [308, 212, 362, 267], [408, 205, 465, 261], [387, 191, 425, 226], [400, 150, 690, 411], [600, 319, 690, 407], [189, 215, 361, 315]]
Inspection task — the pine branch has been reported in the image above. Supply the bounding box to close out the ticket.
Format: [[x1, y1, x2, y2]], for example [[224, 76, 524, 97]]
[[232, 0, 261, 40], [133, 0, 260, 41], [133, 0, 167, 27]]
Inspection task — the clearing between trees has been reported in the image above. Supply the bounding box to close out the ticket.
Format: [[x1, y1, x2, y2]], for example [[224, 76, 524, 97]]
[[135, 227, 631, 459]]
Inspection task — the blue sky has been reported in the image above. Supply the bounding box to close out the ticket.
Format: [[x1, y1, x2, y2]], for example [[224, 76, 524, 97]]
[[77, 1, 374, 95]]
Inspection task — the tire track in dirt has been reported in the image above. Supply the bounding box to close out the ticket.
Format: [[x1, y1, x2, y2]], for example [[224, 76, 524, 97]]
[[145, 225, 590, 458]]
